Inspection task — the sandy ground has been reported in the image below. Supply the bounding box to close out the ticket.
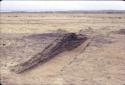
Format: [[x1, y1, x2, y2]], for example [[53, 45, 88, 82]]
[[0, 12, 125, 33], [0, 12, 125, 85]]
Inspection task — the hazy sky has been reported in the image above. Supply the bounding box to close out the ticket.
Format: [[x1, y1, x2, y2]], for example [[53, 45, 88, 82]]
[[3, 0, 123, 1], [1, 1, 125, 12]]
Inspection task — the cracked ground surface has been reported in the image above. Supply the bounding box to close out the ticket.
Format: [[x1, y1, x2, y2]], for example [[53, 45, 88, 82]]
[[0, 12, 125, 85]]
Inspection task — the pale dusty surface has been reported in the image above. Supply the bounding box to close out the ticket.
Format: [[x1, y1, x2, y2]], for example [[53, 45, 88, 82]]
[[1, 12, 125, 33], [0, 33, 62, 68], [0, 12, 125, 85]]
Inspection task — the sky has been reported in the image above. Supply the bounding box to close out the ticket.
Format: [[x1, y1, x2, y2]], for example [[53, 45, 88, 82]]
[[0, 0, 123, 1], [0, 1, 125, 12]]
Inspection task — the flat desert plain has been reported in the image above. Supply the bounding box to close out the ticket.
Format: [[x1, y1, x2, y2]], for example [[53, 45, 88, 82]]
[[0, 12, 125, 33], [0, 12, 125, 85]]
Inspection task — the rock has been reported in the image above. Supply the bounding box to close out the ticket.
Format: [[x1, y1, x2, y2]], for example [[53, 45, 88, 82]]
[[0, 30, 87, 73]]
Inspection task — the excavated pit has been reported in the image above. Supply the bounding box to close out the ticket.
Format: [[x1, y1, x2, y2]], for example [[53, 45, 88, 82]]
[[0, 31, 87, 73]]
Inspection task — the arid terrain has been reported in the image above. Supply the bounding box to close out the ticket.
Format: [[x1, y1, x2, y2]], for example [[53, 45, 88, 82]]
[[1, 12, 125, 33], [0, 12, 125, 85]]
